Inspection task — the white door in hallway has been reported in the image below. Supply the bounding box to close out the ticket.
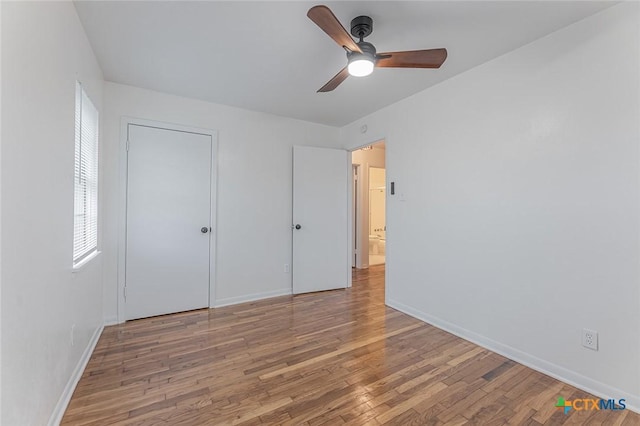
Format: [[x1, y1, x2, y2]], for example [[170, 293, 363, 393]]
[[126, 124, 212, 320], [292, 146, 349, 294]]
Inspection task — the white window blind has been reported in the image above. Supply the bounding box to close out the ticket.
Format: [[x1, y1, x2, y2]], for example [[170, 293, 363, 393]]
[[73, 82, 99, 266]]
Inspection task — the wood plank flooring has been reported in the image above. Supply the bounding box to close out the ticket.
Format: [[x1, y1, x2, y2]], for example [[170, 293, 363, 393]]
[[63, 266, 638, 425]]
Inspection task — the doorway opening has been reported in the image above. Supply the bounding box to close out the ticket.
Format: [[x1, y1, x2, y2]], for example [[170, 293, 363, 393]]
[[351, 141, 386, 270]]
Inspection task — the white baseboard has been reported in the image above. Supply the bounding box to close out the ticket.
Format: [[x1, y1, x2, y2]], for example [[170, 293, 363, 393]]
[[213, 288, 292, 308], [47, 324, 104, 426], [387, 298, 640, 414]]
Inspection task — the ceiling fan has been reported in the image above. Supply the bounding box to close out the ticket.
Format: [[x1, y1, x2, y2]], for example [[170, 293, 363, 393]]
[[307, 5, 448, 92]]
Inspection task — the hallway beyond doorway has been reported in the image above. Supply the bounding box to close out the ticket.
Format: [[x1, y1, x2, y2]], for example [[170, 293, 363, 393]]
[[351, 142, 386, 269]]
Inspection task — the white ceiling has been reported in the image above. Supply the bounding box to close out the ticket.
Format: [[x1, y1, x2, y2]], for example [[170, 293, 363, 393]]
[[74, 1, 613, 127]]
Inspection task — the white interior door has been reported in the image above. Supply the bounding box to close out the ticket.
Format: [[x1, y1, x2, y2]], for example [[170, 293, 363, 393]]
[[126, 124, 212, 320], [293, 146, 349, 294]]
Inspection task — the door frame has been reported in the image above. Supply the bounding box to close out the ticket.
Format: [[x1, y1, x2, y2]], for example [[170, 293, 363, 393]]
[[117, 117, 218, 323], [351, 164, 360, 267]]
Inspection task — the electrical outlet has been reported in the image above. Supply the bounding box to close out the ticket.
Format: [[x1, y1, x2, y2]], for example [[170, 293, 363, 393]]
[[582, 328, 598, 351], [71, 324, 76, 346], [284, 264, 290, 273]]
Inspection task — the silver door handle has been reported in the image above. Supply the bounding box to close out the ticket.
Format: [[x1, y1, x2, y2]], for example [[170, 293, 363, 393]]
[[201, 227, 209, 233]]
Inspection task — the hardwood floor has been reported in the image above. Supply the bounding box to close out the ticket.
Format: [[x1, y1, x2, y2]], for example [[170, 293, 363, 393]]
[[63, 266, 638, 425]]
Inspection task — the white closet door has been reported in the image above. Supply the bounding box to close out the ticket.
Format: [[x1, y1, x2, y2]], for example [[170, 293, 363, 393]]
[[292, 146, 349, 294], [126, 124, 212, 320]]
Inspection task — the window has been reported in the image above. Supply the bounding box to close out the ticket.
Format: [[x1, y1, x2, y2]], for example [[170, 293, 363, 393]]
[[73, 82, 99, 266]]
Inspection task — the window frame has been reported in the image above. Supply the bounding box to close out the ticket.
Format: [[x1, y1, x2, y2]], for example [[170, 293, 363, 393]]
[[73, 82, 99, 268]]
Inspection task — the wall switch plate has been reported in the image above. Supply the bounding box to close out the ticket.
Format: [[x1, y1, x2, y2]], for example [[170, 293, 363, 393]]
[[582, 328, 598, 351], [284, 264, 290, 274]]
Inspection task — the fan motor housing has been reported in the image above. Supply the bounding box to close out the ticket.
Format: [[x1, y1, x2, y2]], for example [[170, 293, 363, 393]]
[[350, 15, 373, 39], [355, 41, 376, 57], [347, 41, 377, 63]]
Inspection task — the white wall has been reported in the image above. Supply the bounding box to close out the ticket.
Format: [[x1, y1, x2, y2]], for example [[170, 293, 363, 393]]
[[1, 2, 104, 425], [0, 1, 4, 422], [343, 3, 640, 407], [102, 82, 342, 319], [352, 146, 385, 268]]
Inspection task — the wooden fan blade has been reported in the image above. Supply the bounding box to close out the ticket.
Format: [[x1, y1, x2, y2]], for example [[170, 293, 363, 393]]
[[308, 5, 361, 53], [318, 67, 349, 92], [376, 48, 447, 68]]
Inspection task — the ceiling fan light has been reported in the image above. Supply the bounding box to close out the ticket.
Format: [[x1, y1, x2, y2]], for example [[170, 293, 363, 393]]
[[348, 57, 374, 77]]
